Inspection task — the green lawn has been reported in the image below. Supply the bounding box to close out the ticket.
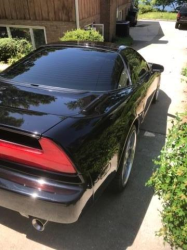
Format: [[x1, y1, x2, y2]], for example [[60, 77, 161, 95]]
[[138, 12, 177, 21], [114, 36, 133, 46]]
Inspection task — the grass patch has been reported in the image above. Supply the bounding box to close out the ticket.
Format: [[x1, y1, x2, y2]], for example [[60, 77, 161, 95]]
[[138, 11, 176, 20], [114, 35, 133, 46]]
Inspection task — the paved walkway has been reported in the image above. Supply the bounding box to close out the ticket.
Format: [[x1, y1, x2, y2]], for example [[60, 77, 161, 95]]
[[128, 20, 187, 250]]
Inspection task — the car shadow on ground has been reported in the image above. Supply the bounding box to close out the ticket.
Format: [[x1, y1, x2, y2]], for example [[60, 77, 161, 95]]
[[0, 90, 171, 250], [130, 20, 169, 51]]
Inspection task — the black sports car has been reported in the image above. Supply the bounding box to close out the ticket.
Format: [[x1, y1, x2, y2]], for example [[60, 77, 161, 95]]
[[0, 42, 164, 231]]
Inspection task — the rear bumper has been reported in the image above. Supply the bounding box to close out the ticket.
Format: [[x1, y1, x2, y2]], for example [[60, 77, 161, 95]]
[[176, 20, 187, 24], [0, 165, 93, 223]]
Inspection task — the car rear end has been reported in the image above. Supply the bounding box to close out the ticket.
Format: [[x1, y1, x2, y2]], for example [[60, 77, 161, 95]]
[[0, 125, 93, 224], [0, 43, 120, 227], [176, 4, 187, 28]]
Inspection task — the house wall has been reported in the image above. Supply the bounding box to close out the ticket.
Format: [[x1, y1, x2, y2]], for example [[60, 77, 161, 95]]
[[0, 0, 76, 43], [117, 0, 132, 20], [0, 0, 75, 22], [79, 0, 100, 28], [0, 0, 132, 43], [0, 19, 76, 43], [100, 0, 131, 41]]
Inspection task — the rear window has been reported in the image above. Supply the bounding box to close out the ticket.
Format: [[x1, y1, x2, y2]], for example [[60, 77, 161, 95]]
[[1, 47, 121, 91], [180, 5, 187, 12]]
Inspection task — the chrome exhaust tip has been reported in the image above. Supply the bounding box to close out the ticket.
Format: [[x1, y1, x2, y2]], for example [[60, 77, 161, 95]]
[[32, 218, 48, 232]]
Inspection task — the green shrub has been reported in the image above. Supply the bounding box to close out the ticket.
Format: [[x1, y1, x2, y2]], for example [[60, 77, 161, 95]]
[[147, 114, 187, 250], [139, 4, 155, 14], [60, 29, 104, 42], [0, 38, 32, 64], [15, 39, 33, 56], [8, 53, 26, 65], [0, 38, 18, 63], [182, 67, 187, 77]]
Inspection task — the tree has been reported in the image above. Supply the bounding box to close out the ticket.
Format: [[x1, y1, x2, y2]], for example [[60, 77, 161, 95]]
[[151, 0, 175, 10], [151, 0, 187, 10]]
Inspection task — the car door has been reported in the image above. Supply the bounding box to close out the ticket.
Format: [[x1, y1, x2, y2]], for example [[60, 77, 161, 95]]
[[120, 48, 154, 119]]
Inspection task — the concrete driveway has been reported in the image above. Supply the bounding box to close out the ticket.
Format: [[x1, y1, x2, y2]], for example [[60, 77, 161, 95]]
[[0, 21, 187, 250]]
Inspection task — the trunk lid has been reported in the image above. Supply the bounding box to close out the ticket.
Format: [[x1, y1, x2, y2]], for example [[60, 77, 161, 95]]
[[0, 80, 101, 134]]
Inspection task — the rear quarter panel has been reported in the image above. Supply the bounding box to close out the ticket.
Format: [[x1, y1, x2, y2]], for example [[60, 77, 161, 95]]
[[43, 84, 147, 194]]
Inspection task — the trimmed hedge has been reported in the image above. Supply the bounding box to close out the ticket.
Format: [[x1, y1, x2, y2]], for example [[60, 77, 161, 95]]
[[139, 4, 156, 14], [0, 38, 32, 64], [60, 29, 104, 42], [147, 114, 187, 250]]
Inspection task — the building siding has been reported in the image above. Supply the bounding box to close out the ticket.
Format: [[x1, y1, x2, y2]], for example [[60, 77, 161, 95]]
[[0, 0, 75, 22], [79, 0, 100, 20], [0, 0, 132, 42]]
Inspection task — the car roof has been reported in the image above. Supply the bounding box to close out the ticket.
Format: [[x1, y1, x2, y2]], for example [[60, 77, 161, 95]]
[[41, 41, 127, 53]]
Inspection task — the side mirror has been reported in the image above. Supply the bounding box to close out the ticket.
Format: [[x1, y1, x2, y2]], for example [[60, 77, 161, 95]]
[[149, 63, 164, 73]]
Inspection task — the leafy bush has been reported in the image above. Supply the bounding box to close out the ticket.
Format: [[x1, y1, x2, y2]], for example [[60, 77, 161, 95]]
[[182, 67, 187, 77], [139, 4, 155, 14], [60, 29, 104, 42], [147, 114, 187, 250], [0, 38, 32, 64], [8, 53, 26, 65]]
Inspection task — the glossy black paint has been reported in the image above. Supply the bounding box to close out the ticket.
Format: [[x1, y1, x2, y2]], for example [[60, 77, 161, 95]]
[[0, 42, 163, 223], [176, 4, 187, 26]]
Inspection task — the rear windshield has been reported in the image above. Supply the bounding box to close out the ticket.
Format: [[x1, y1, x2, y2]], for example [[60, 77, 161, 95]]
[[180, 5, 187, 12], [1, 47, 121, 91]]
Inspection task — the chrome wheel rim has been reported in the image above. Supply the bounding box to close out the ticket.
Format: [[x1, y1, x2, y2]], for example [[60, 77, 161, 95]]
[[155, 88, 159, 101], [122, 130, 137, 186]]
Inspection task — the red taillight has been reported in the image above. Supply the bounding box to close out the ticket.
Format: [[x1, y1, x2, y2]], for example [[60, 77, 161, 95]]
[[0, 138, 76, 174], [177, 12, 181, 18]]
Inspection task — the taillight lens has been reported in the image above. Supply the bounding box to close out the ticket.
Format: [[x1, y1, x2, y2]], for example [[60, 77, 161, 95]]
[[0, 138, 76, 174], [177, 12, 181, 18]]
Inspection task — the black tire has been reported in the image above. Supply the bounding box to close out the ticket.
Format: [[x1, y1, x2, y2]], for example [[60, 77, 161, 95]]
[[109, 125, 137, 192], [175, 23, 179, 29]]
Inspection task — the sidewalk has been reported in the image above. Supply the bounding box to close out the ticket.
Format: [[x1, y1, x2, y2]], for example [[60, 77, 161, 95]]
[[128, 20, 187, 250], [0, 63, 9, 72]]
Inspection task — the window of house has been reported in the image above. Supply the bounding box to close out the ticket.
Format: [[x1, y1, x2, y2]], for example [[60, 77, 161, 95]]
[[10, 27, 32, 42], [0, 27, 8, 38], [33, 29, 46, 49], [0, 25, 47, 49]]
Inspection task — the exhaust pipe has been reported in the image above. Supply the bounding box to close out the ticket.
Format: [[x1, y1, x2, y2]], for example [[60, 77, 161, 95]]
[[32, 218, 48, 232]]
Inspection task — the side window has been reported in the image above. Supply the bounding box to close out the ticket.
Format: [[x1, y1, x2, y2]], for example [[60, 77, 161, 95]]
[[112, 55, 130, 89], [111, 55, 124, 88], [118, 68, 130, 88], [121, 49, 149, 84]]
